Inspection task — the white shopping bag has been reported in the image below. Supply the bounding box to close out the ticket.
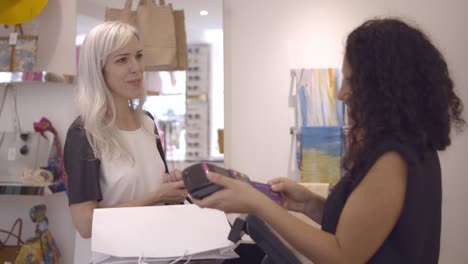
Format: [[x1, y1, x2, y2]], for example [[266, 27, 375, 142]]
[[92, 204, 238, 263]]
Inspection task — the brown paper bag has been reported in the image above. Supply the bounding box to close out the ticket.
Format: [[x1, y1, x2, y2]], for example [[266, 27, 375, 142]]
[[137, 0, 177, 70], [172, 9, 188, 70], [104, 0, 187, 71]]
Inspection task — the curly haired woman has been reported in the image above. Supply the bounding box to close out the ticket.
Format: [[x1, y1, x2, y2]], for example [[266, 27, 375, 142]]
[[194, 18, 466, 263]]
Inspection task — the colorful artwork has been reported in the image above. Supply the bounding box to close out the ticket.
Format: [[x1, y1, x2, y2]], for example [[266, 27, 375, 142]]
[[300, 126, 342, 184], [293, 68, 343, 127], [291, 68, 345, 184]]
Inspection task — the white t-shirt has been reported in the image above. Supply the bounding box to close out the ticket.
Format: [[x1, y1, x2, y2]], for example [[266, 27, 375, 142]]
[[71, 115, 166, 263]]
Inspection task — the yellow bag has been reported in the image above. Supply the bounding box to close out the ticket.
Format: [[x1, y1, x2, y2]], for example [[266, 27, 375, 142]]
[[15, 205, 62, 264]]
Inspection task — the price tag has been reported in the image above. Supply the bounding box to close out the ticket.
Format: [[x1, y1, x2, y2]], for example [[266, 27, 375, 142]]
[[9, 32, 18, 45], [8, 147, 16, 161]]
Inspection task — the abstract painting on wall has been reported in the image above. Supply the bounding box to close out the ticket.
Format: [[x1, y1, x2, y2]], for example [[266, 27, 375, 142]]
[[300, 126, 342, 183], [291, 68, 344, 184]]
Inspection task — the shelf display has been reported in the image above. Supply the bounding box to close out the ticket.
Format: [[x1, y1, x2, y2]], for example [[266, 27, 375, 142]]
[[0, 72, 75, 84], [185, 44, 210, 160]]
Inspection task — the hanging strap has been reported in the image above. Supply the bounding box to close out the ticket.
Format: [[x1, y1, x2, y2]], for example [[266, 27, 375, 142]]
[[0, 218, 24, 247], [0, 84, 10, 149], [0, 83, 21, 134], [0, 84, 10, 118], [124, 0, 133, 10], [144, 111, 169, 174], [9, 84, 22, 135]]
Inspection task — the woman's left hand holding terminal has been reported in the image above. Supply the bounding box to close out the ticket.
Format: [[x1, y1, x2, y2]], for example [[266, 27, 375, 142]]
[[163, 169, 183, 183]]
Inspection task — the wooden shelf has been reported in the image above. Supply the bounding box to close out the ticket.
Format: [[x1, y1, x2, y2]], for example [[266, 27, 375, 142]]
[[0, 181, 66, 196]]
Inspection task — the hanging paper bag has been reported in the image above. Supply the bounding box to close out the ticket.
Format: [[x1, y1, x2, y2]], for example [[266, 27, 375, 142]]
[[168, 7, 188, 71], [137, 0, 177, 70]]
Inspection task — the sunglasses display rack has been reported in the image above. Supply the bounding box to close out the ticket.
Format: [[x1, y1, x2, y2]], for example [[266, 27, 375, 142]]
[[185, 44, 210, 160]]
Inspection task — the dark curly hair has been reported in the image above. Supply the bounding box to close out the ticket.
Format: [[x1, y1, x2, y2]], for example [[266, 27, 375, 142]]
[[343, 18, 465, 175]]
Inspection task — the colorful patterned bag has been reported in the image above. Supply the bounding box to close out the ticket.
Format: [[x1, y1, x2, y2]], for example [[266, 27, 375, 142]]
[[15, 204, 62, 264], [0, 19, 39, 72]]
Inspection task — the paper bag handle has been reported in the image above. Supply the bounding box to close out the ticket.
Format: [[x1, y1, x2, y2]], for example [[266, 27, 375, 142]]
[[139, 0, 165, 6], [124, 0, 133, 10]]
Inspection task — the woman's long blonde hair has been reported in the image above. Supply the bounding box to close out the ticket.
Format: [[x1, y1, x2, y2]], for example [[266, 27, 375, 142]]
[[76, 21, 150, 161]]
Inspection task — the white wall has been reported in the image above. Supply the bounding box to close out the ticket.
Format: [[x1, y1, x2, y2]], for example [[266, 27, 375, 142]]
[[35, 0, 77, 75], [223, 0, 468, 262]]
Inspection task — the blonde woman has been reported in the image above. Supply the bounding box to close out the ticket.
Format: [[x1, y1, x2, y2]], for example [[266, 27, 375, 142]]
[[64, 21, 187, 262]]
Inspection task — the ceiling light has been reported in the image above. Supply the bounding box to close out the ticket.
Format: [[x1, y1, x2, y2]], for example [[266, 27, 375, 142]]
[[200, 10, 208, 16]]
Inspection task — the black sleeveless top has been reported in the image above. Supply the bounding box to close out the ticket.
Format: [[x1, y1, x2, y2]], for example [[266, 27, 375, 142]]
[[321, 140, 441, 263]]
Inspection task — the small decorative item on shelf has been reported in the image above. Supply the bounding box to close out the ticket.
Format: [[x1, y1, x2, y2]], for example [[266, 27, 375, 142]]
[[217, 129, 224, 154], [34, 117, 68, 191], [15, 204, 62, 264], [21, 71, 43, 81], [22, 168, 54, 185]]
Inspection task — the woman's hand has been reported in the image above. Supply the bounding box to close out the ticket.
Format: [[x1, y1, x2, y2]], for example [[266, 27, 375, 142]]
[[268, 177, 316, 214], [193, 172, 269, 214], [156, 180, 188, 204], [163, 169, 183, 183]]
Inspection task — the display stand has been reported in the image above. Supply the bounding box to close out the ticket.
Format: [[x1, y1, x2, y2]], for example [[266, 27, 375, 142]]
[[186, 44, 211, 160]]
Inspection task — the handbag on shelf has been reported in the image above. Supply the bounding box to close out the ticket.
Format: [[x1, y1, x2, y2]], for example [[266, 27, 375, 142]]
[[0, 20, 39, 72], [139, 0, 188, 71], [0, 218, 24, 264], [0, 84, 52, 184], [136, 0, 176, 71]]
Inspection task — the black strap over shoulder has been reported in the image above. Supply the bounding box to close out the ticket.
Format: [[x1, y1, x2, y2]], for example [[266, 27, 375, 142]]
[[144, 111, 169, 174]]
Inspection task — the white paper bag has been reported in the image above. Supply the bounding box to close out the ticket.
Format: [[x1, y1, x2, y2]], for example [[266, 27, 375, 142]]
[[92, 204, 238, 263]]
